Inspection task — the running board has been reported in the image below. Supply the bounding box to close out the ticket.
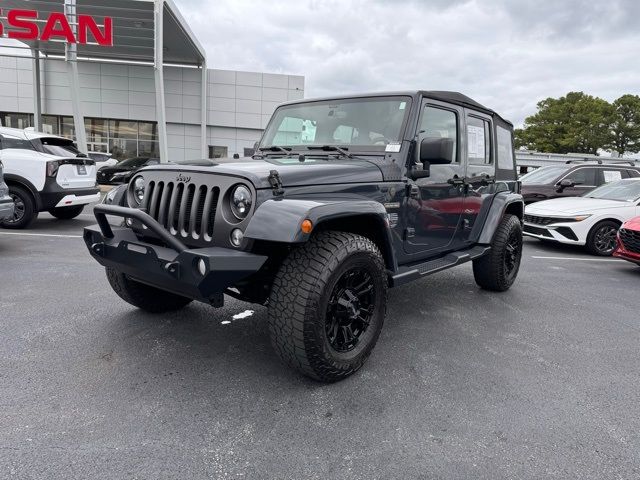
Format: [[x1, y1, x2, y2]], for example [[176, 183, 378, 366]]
[[389, 245, 491, 287]]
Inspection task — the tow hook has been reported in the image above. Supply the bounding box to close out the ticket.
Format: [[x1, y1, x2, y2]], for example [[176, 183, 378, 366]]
[[164, 262, 180, 278], [91, 242, 105, 257]]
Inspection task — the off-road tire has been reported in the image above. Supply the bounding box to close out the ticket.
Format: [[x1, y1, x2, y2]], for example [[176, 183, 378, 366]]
[[268, 231, 388, 382], [0, 185, 37, 229], [106, 267, 192, 313], [586, 220, 619, 257], [48, 205, 85, 220], [473, 214, 522, 292]]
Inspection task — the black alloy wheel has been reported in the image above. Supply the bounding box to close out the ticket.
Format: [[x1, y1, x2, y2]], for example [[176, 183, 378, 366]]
[[7, 192, 25, 224], [586, 220, 620, 256], [503, 228, 522, 282], [325, 267, 376, 353]]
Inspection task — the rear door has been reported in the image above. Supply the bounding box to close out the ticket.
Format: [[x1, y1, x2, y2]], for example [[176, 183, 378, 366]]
[[461, 110, 495, 243]]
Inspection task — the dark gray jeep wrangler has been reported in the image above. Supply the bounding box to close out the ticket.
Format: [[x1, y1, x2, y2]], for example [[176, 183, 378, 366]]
[[85, 91, 524, 382]]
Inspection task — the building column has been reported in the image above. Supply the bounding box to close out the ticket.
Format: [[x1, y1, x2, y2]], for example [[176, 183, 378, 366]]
[[64, 0, 88, 153], [32, 50, 42, 132], [201, 62, 208, 159], [154, 0, 169, 163]]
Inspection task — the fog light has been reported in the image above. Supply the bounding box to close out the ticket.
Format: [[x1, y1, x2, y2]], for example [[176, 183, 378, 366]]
[[230, 228, 244, 247], [196, 258, 207, 276]]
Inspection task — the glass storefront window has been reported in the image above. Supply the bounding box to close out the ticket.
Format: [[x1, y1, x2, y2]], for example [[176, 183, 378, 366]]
[[109, 138, 138, 160], [138, 122, 158, 140], [209, 146, 228, 159], [138, 141, 159, 158], [1, 112, 32, 129], [109, 120, 138, 140]]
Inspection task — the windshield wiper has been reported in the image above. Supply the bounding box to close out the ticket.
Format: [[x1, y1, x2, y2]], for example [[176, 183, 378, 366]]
[[306, 145, 353, 158], [257, 146, 294, 157]]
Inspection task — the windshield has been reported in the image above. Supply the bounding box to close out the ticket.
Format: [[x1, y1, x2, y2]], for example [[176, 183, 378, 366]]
[[521, 166, 570, 184], [585, 179, 640, 201], [260, 96, 412, 152], [37, 138, 80, 157]]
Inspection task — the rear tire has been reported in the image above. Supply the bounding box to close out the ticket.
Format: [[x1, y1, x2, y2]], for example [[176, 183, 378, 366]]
[[106, 267, 192, 313], [473, 214, 523, 292], [0, 185, 37, 229], [586, 220, 619, 256], [48, 205, 84, 220], [268, 231, 388, 382]]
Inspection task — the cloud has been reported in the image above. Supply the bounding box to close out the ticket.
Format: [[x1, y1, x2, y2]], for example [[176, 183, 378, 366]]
[[175, 0, 640, 126]]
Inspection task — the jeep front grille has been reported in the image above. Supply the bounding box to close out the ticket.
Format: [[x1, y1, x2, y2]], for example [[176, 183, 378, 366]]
[[143, 181, 220, 242], [619, 228, 640, 254]]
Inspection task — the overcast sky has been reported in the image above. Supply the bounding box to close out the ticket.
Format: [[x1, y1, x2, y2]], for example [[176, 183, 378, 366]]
[[174, 0, 639, 127]]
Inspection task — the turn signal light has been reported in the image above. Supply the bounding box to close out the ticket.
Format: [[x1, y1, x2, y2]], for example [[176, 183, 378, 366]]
[[301, 219, 313, 234]]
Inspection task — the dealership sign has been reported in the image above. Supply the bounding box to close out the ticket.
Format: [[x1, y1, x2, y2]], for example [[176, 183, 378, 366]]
[[0, 9, 113, 46]]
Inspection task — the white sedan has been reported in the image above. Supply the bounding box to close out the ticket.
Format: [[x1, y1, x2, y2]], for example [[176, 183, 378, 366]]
[[523, 178, 640, 256]]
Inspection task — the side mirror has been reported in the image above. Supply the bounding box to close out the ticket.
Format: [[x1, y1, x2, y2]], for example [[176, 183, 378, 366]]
[[557, 178, 574, 192], [420, 137, 454, 165]]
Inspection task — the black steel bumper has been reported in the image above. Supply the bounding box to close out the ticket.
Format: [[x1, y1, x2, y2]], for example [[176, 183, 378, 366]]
[[84, 205, 268, 305]]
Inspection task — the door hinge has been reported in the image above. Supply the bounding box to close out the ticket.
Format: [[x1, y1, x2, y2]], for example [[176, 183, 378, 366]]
[[268, 170, 285, 196], [404, 227, 415, 239]]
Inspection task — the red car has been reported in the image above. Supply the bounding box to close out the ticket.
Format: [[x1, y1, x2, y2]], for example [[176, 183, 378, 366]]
[[614, 216, 640, 265]]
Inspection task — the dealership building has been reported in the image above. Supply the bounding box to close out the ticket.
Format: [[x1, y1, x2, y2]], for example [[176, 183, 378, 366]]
[[0, 0, 304, 162]]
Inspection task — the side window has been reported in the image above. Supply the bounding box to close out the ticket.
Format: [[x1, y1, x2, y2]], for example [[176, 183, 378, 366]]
[[1, 136, 36, 151], [496, 125, 514, 170], [626, 169, 640, 178], [420, 106, 458, 162], [467, 116, 491, 165], [564, 168, 597, 186], [601, 169, 624, 183]]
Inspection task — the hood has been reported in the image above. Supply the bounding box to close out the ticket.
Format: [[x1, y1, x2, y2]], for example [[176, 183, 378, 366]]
[[622, 215, 640, 230], [141, 156, 384, 189], [526, 196, 632, 215]]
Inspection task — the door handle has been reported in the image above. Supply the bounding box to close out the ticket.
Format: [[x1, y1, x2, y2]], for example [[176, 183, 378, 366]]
[[447, 176, 465, 186]]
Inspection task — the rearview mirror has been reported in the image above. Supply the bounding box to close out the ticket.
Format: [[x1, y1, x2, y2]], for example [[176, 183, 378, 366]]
[[420, 137, 454, 165]]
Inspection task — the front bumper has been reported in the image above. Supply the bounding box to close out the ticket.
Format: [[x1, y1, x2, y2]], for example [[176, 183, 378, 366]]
[[613, 238, 640, 265], [0, 195, 14, 221], [523, 222, 584, 245], [84, 205, 268, 304]]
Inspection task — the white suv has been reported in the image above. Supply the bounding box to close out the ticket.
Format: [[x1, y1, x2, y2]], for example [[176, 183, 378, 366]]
[[0, 126, 100, 229]]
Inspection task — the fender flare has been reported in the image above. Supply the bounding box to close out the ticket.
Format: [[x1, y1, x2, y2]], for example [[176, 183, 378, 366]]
[[244, 197, 398, 270], [477, 192, 524, 244], [3, 174, 41, 210]]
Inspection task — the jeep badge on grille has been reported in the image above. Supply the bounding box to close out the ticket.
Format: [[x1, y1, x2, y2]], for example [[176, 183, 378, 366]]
[[176, 174, 191, 183]]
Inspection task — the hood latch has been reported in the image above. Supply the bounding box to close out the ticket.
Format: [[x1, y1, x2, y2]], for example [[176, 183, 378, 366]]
[[268, 170, 285, 196]]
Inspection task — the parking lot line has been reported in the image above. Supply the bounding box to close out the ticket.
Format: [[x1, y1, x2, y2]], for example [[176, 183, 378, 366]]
[[0, 231, 82, 239], [531, 255, 622, 262]]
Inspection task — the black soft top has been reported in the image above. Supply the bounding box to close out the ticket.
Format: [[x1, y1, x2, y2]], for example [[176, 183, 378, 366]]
[[281, 90, 513, 127]]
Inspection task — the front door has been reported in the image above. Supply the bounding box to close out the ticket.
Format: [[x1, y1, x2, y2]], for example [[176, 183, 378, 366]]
[[403, 101, 466, 256]]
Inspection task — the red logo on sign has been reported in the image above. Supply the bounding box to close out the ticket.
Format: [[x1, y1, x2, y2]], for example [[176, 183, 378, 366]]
[[0, 9, 113, 46]]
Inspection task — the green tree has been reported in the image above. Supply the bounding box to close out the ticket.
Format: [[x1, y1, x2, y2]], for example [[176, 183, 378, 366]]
[[517, 92, 615, 155], [607, 94, 640, 156]]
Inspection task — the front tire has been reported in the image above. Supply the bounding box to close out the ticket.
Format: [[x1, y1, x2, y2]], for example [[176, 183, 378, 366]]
[[586, 220, 619, 256], [106, 267, 192, 313], [0, 185, 37, 229], [473, 214, 523, 292], [48, 205, 84, 220], [268, 231, 388, 382]]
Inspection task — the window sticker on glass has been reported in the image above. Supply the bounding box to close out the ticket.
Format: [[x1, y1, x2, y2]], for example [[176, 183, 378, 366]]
[[603, 170, 622, 183], [385, 142, 401, 152], [399, 102, 406, 110], [467, 124, 485, 158]]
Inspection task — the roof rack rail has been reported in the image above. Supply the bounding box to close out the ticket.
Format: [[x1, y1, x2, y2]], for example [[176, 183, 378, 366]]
[[565, 159, 603, 164]]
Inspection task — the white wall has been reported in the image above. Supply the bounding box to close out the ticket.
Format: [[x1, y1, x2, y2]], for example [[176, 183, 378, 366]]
[[0, 56, 304, 160]]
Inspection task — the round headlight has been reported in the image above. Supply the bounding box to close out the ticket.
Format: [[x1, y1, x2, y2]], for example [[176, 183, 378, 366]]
[[230, 185, 252, 219], [133, 176, 145, 205]]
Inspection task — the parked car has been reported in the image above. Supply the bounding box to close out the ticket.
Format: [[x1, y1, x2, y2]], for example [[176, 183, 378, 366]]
[[524, 178, 640, 255], [614, 216, 640, 266], [0, 127, 100, 228], [0, 160, 14, 222], [97, 157, 159, 185], [88, 151, 117, 168], [84, 91, 524, 381], [520, 162, 640, 205]]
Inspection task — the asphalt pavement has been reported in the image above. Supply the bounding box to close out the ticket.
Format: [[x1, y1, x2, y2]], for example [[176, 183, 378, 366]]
[[2, 211, 639, 479]]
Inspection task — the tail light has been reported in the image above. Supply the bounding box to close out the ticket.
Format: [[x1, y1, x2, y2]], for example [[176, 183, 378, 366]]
[[46, 161, 60, 177]]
